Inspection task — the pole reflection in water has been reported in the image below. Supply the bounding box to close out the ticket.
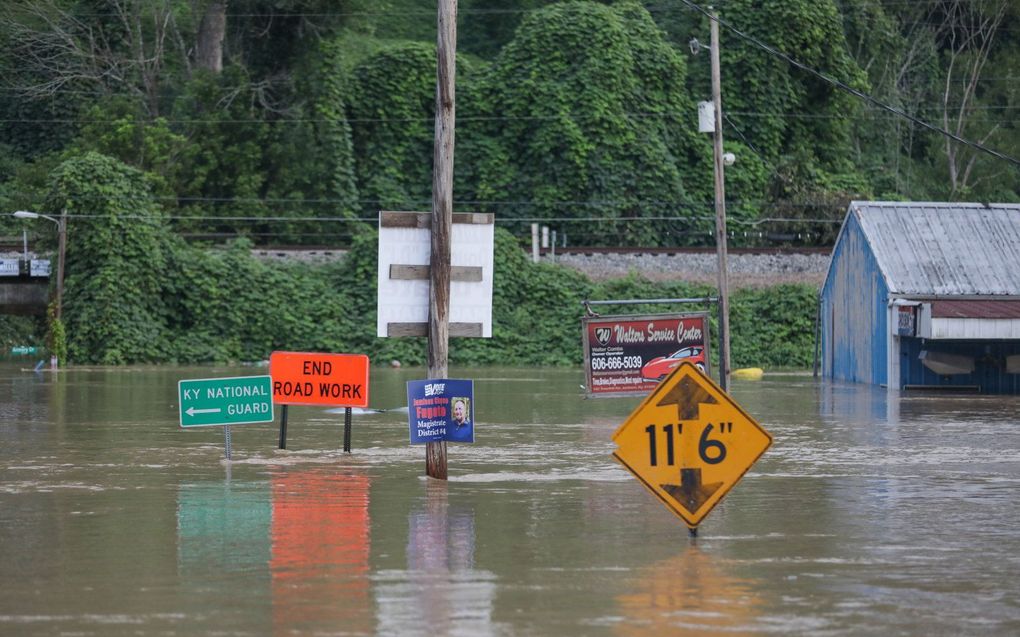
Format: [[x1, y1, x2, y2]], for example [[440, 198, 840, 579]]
[[271, 469, 372, 635], [614, 546, 762, 636], [376, 481, 497, 636]]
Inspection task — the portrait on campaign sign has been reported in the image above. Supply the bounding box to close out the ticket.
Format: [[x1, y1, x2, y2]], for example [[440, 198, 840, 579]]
[[446, 396, 473, 443], [406, 379, 475, 445]]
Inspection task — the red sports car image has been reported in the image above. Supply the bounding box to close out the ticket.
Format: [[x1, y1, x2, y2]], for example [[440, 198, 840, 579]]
[[640, 346, 706, 381]]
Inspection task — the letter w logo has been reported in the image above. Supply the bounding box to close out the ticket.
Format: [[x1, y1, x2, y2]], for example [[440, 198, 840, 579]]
[[595, 327, 611, 346]]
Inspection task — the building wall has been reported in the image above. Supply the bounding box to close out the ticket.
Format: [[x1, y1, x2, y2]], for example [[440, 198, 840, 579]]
[[821, 214, 890, 385], [900, 339, 1020, 393]]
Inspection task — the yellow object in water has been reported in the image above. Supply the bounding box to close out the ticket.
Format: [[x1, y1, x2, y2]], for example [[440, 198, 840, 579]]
[[731, 367, 764, 380]]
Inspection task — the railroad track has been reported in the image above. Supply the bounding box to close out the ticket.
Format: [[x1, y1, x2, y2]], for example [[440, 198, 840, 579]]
[[0, 238, 833, 257]]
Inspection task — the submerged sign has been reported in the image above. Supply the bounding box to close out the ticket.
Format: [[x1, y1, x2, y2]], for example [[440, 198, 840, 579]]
[[178, 375, 274, 428], [406, 379, 474, 444], [583, 312, 711, 397], [612, 362, 771, 528], [269, 351, 370, 408]]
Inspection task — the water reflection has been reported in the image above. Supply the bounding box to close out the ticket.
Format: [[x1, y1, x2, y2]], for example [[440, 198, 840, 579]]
[[176, 479, 273, 631], [271, 469, 372, 635], [5, 364, 1020, 636], [376, 482, 497, 636], [614, 546, 762, 636], [177, 480, 272, 575]]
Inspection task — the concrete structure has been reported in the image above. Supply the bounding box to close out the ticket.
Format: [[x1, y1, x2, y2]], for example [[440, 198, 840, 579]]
[[820, 201, 1020, 393], [0, 256, 50, 315]]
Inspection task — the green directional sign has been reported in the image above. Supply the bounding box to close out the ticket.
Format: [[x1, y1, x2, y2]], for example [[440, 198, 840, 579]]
[[178, 375, 274, 428]]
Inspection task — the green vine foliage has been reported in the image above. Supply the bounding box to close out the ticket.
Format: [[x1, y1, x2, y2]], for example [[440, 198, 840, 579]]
[[729, 284, 818, 368], [451, 228, 596, 366], [161, 237, 361, 362], [46, 302, 67, 365], [261, 38, 362, 242], [475, 1, 709, 246], [347, 42, 443, 212], [719, 0, 869, 171], [48, 152, 173, 364], [69, 96, 189, 201], [171, 67, 273, 237], [41, 154, 818, 368]]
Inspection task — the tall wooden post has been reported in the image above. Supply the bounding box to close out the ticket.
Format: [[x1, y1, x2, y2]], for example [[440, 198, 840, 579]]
[[710, 11, 731, 392], [427, 0, 457, 480]]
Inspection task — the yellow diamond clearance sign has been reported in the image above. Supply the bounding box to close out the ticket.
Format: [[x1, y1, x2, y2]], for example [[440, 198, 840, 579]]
[[612, 362, 772, 529]]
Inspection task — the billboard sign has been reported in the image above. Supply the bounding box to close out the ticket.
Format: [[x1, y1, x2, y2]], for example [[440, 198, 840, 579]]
[[582, 312, 711, 397], [377, 211, 494, 338]]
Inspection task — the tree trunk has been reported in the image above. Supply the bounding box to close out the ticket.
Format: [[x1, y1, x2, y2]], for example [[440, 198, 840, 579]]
[[195, 1, 226, 72]]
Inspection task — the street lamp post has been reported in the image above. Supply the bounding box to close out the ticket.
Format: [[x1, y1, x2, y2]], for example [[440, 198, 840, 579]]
[[12, 209, 67, 320]]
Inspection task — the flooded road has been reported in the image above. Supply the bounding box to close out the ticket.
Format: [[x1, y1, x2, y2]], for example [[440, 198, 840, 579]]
[[2, 363, 1019, 635]]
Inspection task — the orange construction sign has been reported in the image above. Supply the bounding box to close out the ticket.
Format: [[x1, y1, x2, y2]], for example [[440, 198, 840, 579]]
[[269, 351, 370, 408]]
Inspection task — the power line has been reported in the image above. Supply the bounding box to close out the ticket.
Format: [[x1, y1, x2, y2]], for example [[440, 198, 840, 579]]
[[1, 189, 860, 209], [679, 0, 1020, 169], [2, 105, 1018, 127]]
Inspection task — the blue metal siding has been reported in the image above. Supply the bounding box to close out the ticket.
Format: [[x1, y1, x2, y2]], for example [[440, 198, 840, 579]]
[[821, 214, 890, 385], [899, 339, 1020, 393]]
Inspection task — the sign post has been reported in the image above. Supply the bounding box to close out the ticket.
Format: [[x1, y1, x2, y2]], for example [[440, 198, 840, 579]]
[[612, 362, 771, 534]]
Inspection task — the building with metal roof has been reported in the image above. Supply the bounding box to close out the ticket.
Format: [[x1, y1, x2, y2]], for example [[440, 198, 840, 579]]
[[819, 201, 1020, 393]]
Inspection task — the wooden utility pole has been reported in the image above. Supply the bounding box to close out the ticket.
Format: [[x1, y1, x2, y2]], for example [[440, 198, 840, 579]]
[[426, 0, 457, 480], [710, 10, 731, 392], [56, 209, 66, 321]]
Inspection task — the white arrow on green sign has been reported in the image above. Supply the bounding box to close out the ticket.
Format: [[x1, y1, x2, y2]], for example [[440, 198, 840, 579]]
[[178, 375, 274, 428]]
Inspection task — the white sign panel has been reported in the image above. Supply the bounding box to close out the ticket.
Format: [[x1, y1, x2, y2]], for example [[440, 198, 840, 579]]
[[0, 259, 19, 277], [30, 259, 51, 277], [377, 212, 494, 338]]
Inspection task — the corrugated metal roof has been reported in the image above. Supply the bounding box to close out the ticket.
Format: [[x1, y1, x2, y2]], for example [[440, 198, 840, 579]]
[[850, 201, 1020, 296]]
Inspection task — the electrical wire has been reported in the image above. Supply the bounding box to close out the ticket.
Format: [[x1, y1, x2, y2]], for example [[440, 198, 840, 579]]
[[678, 0, 1020, 168]]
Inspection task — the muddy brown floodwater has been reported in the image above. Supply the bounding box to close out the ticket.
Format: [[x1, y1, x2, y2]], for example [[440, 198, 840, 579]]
[[1, 363, 1018, 635]]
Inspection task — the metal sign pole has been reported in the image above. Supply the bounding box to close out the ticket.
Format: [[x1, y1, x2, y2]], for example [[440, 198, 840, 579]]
[[224, 425, 232, 461], [278, 404, 288, 449], [343, 407, 353, 453]]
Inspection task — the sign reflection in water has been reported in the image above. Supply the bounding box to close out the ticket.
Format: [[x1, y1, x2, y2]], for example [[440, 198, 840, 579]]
[[271, 470, 372, 635], [177, 470, 372, 635], [176, 480, 274, 629], [177, 481, 272, 574], [614, 547, 762, 636]]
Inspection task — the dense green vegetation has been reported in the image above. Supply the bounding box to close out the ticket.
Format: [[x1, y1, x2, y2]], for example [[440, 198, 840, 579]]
[[2, 150, 819, 367], [3, 0, 1018, 244], [1, 0, 1015, 365]]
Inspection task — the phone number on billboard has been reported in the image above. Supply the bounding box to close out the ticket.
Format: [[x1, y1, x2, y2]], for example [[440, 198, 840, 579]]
[[590, 356, 643, 371]]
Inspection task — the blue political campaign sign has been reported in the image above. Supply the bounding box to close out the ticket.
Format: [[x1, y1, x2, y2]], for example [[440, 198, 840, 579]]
[[406, 378, 474, 444]]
